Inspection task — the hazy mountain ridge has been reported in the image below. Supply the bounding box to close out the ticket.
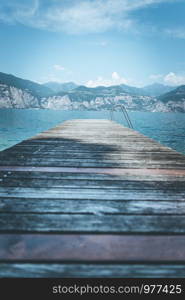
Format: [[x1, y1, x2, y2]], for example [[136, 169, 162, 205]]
[[0, 72, 185, 112], [47, 82, 173, 97], [43, 81, 78, 93], [0, 72, 53, 99], [159, 85, 185, 102], [142, 83, 175, 97]]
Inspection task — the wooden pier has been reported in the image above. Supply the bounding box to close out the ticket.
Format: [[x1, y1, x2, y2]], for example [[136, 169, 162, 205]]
[[0, 119, 185, 277]]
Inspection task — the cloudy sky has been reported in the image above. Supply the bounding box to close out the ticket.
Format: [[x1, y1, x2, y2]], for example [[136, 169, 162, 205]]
[[0, 0, 185, 87]]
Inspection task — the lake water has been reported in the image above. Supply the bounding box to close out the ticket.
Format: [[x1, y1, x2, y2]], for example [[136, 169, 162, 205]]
[[0, 108, 185, 154]]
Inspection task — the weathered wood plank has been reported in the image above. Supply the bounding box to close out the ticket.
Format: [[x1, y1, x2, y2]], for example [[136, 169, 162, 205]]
[[1, 263, 185, 278], [1, 143, 179, 151], [0, 159, 185, 169], [1, 234, 185, 261], [0, 199, 183, 214], [0, 187, 184, 200], [1, 177, 185, 190], [10, 144, 176, 152], [1, 170, 185, 181], [2, 152, 184, 160], [1, 214, 185, 233]]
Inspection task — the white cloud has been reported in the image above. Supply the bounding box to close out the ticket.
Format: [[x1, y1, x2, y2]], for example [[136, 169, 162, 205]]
[[0, 0, 39, 24], [149, 72, 185, 86], [164, 72, 185, 86], [0, 0, 177, 34], [85, 72, 129, 87], [53, 65, 65, 71]]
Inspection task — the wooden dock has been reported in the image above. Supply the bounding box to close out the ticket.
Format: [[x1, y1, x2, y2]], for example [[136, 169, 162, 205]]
[[0, 119, 185, 277]]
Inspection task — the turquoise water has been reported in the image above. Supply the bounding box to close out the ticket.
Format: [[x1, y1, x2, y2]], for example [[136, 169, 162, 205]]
[[0, 108, 185, 154]]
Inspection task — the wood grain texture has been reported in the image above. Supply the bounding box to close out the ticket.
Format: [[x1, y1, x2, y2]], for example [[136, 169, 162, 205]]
[[1, 176, 185, 189], [1, 234, 185, 261], [0, 199, 183, 214], [0, 187, 184, 200], [1, 263, 185, 278], [1, 214, 185, 233], [1, 169, 185, 180]]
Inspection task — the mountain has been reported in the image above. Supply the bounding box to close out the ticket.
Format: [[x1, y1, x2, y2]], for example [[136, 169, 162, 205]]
[[142, 83, 175, 97], [44, 82, 146, 95], [0, 72, 53, 98], [47, 84, 154, 110], [0, 71, 185, 112], [119, 84, 147, 95], [45, 84, 185, 112], [157, 85, 185, 112], [43, 81, 78, 93], [159, 85, 185, 102], [57, 84, 147, 100], [0, 84, 40, 109]]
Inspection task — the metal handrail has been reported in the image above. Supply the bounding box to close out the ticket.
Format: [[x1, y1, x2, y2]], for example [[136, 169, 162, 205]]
[[110, 104, 133, 129]]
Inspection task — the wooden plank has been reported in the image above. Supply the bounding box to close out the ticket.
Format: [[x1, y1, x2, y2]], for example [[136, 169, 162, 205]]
[[9, 144, 176, 152], [0, 187, 184, 200], [0, 144, 180, 152], [0, 234, 185, 262], [3, 152, 180, 160], [1, 157, 185, 165], [2, 152, 184, 160], [0, 159, 185, 169], [0, 199, 183, 214], [1, 169, 185, 181], [1, 263, 185, 278], [1, 214, 185, 233], [1, 177, 185, 190]]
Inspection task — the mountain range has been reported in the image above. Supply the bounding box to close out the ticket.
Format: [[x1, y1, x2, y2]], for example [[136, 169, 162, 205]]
[[43, 81, 78, 93], [141, 83, 175, 97], [0, 72, 185, 112]]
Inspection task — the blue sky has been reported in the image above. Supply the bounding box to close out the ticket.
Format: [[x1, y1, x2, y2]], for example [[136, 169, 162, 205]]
[[0, 0, 185, 87]]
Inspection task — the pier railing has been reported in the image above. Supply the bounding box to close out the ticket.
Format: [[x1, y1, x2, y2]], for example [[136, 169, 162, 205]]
[[110, 104, 133, 129]]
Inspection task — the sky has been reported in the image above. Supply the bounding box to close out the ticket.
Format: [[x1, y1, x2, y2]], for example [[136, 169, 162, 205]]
[[0, 0, 185, 87]]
